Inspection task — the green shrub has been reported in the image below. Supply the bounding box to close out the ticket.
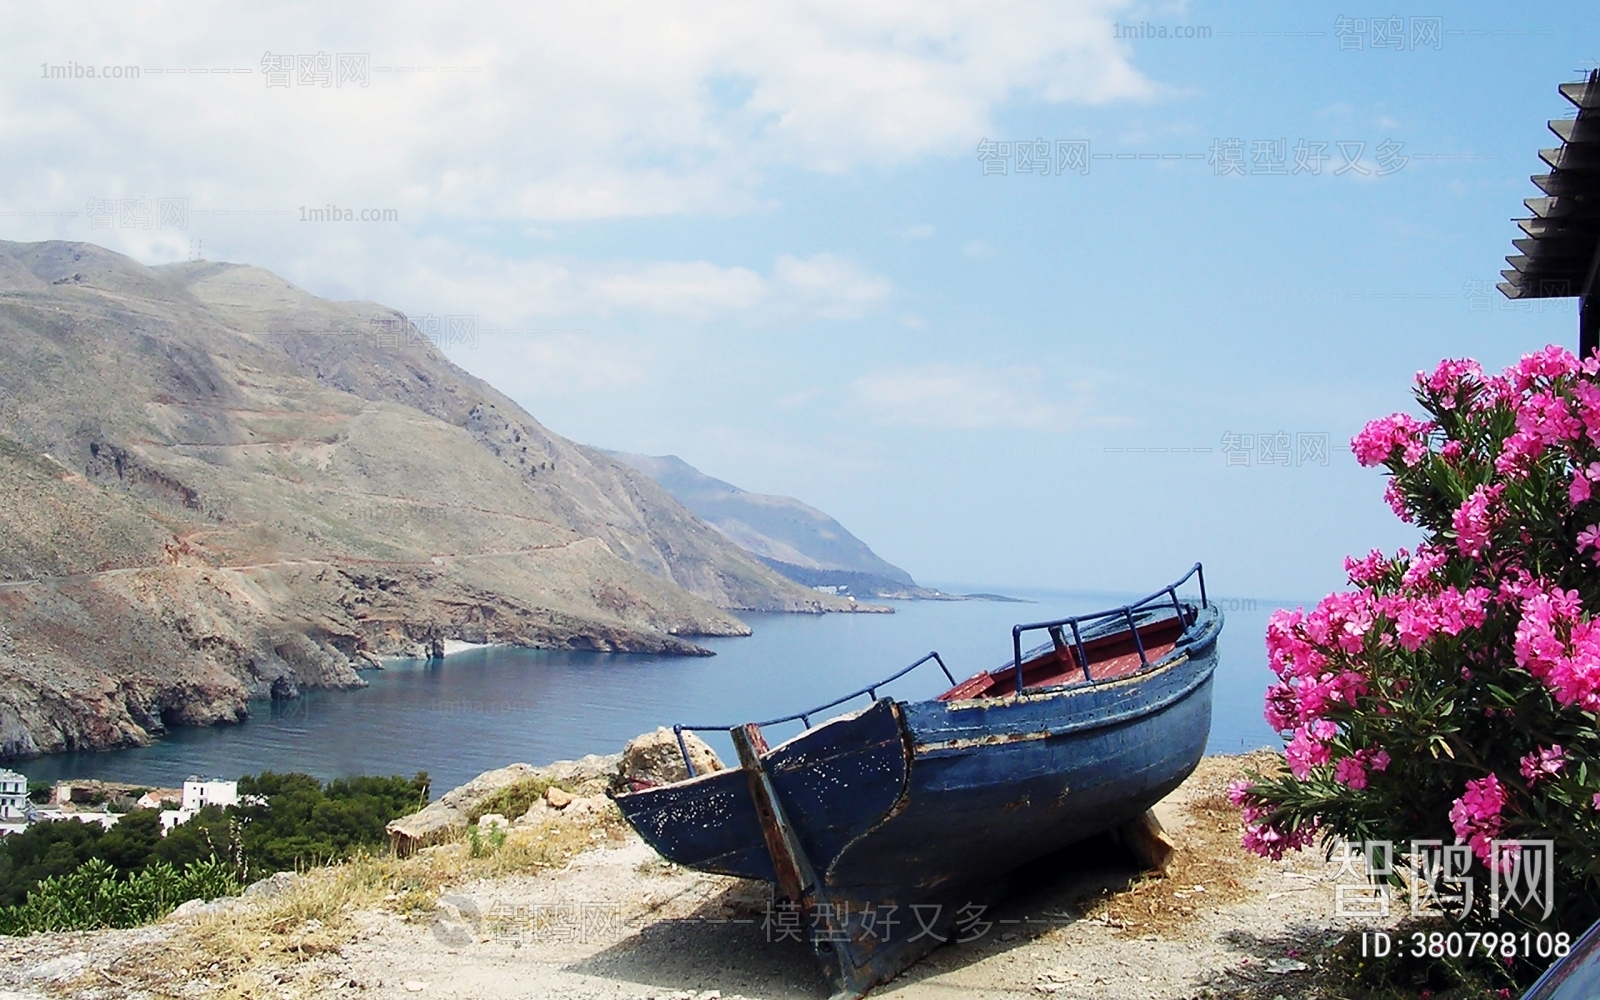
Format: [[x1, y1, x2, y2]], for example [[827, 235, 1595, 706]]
[[0, 856, 239, 934], [233, 772, 429, 877]]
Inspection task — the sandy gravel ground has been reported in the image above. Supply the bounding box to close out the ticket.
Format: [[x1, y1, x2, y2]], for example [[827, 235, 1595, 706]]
[[0, 754, 1396, 1000]]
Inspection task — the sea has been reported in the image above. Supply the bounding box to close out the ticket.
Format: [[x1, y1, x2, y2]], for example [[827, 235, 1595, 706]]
[[17, 587, 1293, 792]]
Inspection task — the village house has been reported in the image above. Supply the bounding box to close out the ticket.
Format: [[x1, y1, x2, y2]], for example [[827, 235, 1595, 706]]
[[136, 787, 183, 810], [0, 768, 27, 821], [160, 777, 240, 834]]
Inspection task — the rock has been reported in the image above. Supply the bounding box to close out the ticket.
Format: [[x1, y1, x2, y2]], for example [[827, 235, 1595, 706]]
[[165, 896, 241, 920], [545, 786, 574, 809], [24, 953, 86, 982], [514, 799, 552, 825], [432, 894, 483, 947], [388, 755, 623, 855], [478, 812, 510, 831], [563, 794, 617, 822], [618, 727, 724, 790], [387, 763, 541, 856], [243, 871, 300, 899], [533, 753, 625, 797]]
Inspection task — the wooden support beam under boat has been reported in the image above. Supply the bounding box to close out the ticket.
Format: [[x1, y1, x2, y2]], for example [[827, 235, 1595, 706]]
[[731, 723, 816, 905]]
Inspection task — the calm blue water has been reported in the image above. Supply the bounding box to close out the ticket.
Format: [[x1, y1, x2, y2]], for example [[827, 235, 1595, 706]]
[[18, 588, 1292, 791]]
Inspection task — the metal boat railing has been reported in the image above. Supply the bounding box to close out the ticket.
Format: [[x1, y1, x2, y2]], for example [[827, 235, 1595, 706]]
[[667, 563, 1207, 777], [671, 651, 955, 777], [1008, 562, 1206, 694]]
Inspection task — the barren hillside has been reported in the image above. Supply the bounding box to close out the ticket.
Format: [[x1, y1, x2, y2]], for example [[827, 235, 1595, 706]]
[[0, 241, 866, 759]]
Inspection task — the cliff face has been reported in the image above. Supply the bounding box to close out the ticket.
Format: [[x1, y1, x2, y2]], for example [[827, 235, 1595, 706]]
[[0, 240, 862, 758]]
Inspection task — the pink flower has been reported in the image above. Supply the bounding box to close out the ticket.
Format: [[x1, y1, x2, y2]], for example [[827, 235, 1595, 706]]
[[1515, 391, 1583, 446], [1495, 429, 1546, 477], [1518, 745, 1566, 787], [1230, 781, 1317, 861], [1285, 721, 1336, 779], [1343, 549, 1388, 587], [1510, 344, 1580, 390], [1573, 475, 1593, 505], [1573, 382, 1600, 444], [1580, 524, 1600, 555], [1369, 750, 1391, 772], [1400, 545, 1449, 591], [1418, 358, 1485, 402], [1452, 484, 1503, 560], [1334, 755, 1368, 790], [1383, 480, 1413, 522], [1449, 774, 1509, 863], [1352, 413, 1433, 468], [1394, 597, 1439, 651], [1241, 817, 1318, 861], [1592, 792, 1600, 811], [1514, 587, 1600, 711], [1263, 682, 1300, 730]]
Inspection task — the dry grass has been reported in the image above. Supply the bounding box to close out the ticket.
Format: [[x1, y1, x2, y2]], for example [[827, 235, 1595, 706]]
[[103, 805, 631, 999], [1082, 751, 1285, 937], [65, 757, 1290, 997]]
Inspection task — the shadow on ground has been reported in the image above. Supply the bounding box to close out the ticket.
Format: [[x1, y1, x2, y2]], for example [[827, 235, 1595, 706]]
[[567, 832, 1145, 997]]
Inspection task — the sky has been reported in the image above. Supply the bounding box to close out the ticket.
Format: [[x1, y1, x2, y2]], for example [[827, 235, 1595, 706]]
[[2, 1, 1593, 602]]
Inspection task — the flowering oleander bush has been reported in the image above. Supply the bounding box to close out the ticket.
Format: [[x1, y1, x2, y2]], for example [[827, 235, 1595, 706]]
[[1234, 345, 1600, 933]]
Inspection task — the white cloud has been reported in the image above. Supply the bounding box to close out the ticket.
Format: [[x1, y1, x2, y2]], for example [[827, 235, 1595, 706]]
[[771, 254, 892, 320], [308, 239, 893, 325], [850, 363, 1107, 431], [588, 261, 768, 319], [1, 1, 1151, 223]]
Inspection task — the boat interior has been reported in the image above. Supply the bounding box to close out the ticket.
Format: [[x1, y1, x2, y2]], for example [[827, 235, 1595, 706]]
[[936, 610, 1191, 701]]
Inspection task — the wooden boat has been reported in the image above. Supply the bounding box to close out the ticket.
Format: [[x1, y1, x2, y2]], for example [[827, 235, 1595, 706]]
[[612, 565, 1223, 998]]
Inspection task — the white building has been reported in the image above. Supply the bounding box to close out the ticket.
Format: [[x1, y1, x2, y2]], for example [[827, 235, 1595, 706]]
[[0, 768, 29, 823], [136, 788, 182, 810], [32, 810, 120, 830], [160, 777, 240, 835]]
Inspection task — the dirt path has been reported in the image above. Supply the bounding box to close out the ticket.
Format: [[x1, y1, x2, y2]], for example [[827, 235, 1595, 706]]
[[0, 754, 1391, 1000]]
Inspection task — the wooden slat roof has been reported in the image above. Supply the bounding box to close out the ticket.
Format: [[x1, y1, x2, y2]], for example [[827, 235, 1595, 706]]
[[1500, 71, 1600, 300]]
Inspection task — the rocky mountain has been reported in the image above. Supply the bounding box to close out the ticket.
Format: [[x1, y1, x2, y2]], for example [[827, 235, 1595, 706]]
[[604, 451, 952, 599], [0, 240, 868, 759]]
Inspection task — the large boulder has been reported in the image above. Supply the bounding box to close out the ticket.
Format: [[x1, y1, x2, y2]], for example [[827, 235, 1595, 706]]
[[616, 727, 724, 790], [386, 763, 541, 857], [386, 755, 624, 856]]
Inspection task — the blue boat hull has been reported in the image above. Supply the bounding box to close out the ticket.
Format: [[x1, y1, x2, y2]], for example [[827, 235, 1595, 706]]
[[614, 600, 1222, 996]]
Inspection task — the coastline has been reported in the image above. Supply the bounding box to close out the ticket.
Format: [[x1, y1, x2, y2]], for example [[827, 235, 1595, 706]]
[[440, 639, 493, 657]]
